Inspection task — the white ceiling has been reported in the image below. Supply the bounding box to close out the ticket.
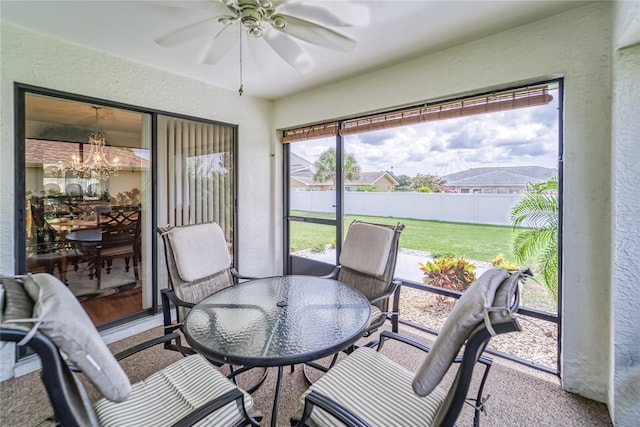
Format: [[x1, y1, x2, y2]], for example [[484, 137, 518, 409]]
[[1, 1, 591, 100]]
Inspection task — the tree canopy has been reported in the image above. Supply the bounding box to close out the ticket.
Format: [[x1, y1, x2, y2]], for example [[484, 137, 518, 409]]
[[313, 147, 361, 185], [510, 176, 559, 301], [410, 173, 447, 192]]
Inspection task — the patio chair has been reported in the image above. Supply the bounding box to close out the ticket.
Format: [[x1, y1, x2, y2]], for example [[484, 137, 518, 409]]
[[0, 273, 260, 427], [158, 221, 268, 391], [330, 220, 405, 336], [293, 268, 528, 427], [303, 220, 404, 382]]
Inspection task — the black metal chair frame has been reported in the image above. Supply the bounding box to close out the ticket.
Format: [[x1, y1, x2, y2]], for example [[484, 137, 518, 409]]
[[303, 220, 404, 383], [0, 329, 259, 427], [158, 224, 268, 393], [294, 275, 523, 427], [295, 320, 519, 427]]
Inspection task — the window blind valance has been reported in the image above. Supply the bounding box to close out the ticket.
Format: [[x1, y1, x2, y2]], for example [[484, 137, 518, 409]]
[[339, 86, 552, 135], [282, 122, 339, 143], [281, 85, 551, 142]]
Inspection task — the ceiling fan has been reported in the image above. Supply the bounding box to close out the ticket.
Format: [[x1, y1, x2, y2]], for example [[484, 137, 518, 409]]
[[154, 0, 370, 75]]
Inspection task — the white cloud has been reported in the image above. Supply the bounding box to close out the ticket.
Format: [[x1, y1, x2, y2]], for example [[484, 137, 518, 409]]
[[290, 90, 559, 177]]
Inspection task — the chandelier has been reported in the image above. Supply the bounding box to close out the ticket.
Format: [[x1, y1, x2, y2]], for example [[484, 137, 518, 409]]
[[65, 107, 120, 180]]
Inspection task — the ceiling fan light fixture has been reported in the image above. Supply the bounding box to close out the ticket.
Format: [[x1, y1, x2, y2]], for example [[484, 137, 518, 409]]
[[271, 15, 287, 30], [218, 15, 237, 26], [248, 26, 263, 37]]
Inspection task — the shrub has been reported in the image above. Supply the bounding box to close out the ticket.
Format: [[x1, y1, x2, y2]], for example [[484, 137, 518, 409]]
[[491, 254, 520, 271], [419, 257, 477, 304]]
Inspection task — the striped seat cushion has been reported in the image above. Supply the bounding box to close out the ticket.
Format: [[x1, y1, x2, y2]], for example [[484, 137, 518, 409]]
[[95, 355, 254, 427], [303, 347, 446, 426], [369, 304, 383, 325]]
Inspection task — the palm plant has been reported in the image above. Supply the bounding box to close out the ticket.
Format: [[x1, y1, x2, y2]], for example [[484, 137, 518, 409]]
[[313, 147, 361, 186], [509, 176, 559, 301]]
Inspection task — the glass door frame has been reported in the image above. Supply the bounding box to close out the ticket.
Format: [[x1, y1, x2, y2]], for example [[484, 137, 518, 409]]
[[14, 83, 240, 330], [14, 84, 158, 328], [284, 132, 346, 275]]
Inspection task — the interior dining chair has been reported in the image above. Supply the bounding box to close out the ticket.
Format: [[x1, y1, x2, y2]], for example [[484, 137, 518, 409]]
[[303, 220, 404, 382], [157, 221, 267, 391], [94, 206, 141, 289], [0, 273, 260, 427], [292, 268, 528, 427], [65, 182, 83, 197], [26, 201, 75, 284]]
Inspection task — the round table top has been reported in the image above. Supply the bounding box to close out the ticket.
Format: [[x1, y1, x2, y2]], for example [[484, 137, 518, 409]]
[[65, 228, 102, 242], [184, 275, 371, 367]]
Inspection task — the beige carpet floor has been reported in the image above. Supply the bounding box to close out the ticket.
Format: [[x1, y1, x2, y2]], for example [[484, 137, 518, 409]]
[[0, 324, 612, 427]]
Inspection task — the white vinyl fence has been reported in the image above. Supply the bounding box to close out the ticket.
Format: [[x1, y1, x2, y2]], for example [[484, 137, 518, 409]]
[[291, 191, 523, 226]]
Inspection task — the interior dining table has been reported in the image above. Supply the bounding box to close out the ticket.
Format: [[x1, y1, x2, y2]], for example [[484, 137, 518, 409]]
[[183, 275, 372, 427], [64, 227, 104, 288], [46, 217, 98, 233]]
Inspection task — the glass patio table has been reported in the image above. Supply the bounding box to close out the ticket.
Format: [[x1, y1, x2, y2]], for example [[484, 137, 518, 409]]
[[183, 275, 371, 427]]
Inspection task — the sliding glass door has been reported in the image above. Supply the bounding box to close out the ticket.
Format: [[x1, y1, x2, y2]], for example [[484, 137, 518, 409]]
[[16, 86, 238, 330], [19, 91, 152, 326]]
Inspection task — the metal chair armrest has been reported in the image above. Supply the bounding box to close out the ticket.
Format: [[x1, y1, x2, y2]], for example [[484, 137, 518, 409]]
[[114, 333, 185, 361], [319, 265, 341, 280], [295, 390, 370, 427], [377, 330, 433, 354], [230, 267, 259, 281], [161, 288, 195, 310], [369, 278, 401, 305], [171, 388, 259, 427]]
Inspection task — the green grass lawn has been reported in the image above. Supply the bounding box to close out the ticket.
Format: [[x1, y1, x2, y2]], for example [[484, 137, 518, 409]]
[[291, 211, 556, 312], [290, 211, 526, 264]]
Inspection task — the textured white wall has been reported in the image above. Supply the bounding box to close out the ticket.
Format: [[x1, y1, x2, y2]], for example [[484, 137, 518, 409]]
[[611, 1, 640, 425], [0, 24, 278, 277], [275, 3, 613, 405]]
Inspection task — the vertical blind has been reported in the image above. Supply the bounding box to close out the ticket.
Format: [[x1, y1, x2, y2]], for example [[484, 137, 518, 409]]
[[282, 85, 552, 142], [159, 117, 234, 236]]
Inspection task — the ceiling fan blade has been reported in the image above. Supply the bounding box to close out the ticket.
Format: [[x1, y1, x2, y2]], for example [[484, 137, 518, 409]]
[[147, 1, 231, 14], [277, 15, 356, 52], [199, 24, 239, 65], [245, 35, 279, 73], [263, 30, 314, 74], [155, 17, 223, 47], [278, 1, 371, 27]]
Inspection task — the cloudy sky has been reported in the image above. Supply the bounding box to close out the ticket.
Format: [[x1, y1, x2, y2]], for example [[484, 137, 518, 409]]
[[291, 87, 559, 178]]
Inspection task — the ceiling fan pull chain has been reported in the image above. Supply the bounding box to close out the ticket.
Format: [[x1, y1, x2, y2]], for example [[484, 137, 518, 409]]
[[238, 27, 244, 96]]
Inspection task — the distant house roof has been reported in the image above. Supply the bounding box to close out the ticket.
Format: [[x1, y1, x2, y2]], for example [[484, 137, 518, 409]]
[[25, 139, 149, 169], [290, 152, 314, 176], [345, 171, 398, 186], [291, 170, 398, 187], [290, 153, 397, 187], [442, 166, 556, 187]]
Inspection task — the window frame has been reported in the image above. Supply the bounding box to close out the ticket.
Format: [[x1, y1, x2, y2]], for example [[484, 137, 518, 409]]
[[283, 78, 564, 374]]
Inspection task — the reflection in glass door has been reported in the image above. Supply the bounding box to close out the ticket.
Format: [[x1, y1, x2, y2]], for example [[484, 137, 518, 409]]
[[22, 93, 152, 326]]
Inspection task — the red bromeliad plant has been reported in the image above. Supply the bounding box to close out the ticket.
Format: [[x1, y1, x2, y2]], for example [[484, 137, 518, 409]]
[[419, 257, 477, 305]]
